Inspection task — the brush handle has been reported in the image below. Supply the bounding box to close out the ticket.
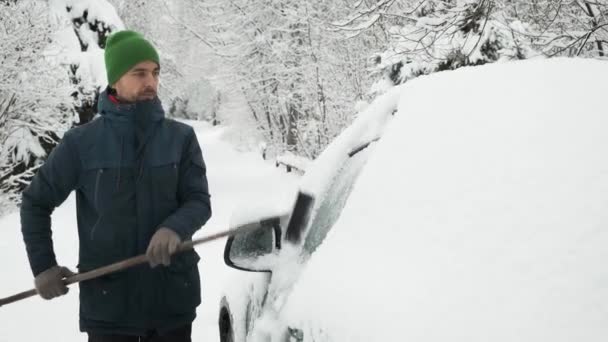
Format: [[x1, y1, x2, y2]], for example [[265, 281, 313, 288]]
[[0, 222, 263, 308]]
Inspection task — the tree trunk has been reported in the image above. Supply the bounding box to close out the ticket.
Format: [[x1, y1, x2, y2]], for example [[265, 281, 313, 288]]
[[286, 103, 299, 151], [584, 1, 605, 57]]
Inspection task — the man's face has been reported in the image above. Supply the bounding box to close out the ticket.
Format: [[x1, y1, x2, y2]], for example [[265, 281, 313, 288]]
[[112, 60, 160, 102]]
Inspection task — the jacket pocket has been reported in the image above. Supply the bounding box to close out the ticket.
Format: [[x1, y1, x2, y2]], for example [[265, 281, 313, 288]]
[[78, 265, 128, 321], [150, 161, 179, 202], [80, 166, 132, 256], [163, 250, 201, 314]]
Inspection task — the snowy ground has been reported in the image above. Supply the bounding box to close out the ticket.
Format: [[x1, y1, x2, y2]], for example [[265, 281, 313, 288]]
[[0, 121, 299, 341]]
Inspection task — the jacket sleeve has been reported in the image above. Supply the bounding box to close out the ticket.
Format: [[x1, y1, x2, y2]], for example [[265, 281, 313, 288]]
[[161, 128, 212, 240], [20, 131, 80, 276]]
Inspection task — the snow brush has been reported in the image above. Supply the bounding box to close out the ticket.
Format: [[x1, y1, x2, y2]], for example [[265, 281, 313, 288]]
[[0, 217, 279, 308]]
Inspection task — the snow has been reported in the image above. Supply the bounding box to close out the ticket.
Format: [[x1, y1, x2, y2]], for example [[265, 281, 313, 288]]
[[283, 58, 608, 341], [48, 0, 125, 89], [248, 245, 306, 342], [74, 49, 108, 88], [353, 100, 369, 113], [275, 152, 312, 173], [0, 121, 299, 341], [5, 127, 47, 162], [48, 27, 82, 56], [49, 0, 124, 29], [299, 86, 398, 196], [416, 16, 447, 27]]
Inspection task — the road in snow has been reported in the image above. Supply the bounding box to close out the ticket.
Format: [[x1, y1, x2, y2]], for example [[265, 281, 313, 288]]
[[0, 121, 299, 341]]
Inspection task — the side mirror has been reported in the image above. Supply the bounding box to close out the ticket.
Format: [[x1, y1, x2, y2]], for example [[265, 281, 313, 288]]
[[224, 216, 283, 272]]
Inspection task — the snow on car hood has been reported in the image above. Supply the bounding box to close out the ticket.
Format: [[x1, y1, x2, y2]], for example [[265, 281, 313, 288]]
[[283, 58, 608, 342]]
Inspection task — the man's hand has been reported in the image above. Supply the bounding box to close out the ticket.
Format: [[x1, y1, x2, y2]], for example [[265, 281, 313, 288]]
[[34, 265, 75, 300], [146, 227, 182, 267]]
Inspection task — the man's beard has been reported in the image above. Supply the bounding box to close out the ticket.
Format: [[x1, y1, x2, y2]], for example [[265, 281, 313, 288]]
[[137, 88, 157, 100]]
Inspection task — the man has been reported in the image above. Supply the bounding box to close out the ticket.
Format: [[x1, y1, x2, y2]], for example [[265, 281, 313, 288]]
[[20, 30, 211, 341]]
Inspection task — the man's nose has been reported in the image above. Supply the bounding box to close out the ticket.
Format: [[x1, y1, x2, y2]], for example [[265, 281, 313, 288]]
[[143, 73, 157, 88]]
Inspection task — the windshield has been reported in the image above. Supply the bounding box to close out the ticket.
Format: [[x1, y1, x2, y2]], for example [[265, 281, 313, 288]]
[[302, 145, 373, 255]]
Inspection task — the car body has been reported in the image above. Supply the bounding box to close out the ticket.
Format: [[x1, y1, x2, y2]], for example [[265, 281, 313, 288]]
[[219, 58, 608, 342]]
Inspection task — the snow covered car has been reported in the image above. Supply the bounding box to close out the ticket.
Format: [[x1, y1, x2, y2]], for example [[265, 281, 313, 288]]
[[219, 58, 608, 342]]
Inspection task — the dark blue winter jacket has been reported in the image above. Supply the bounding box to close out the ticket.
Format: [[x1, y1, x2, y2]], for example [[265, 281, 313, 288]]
[[20, 89, 212, 335]]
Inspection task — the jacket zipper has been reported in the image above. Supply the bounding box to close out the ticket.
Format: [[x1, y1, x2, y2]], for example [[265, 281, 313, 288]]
[[91, 168, 104, 240], [94, 169, 104, 209]]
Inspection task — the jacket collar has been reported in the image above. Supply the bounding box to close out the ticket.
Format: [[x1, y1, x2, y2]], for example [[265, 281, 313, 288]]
[[97, 87, 165, 123], [97, 87, 165, 159]]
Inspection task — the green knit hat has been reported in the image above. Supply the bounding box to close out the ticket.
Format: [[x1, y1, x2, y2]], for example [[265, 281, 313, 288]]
[[104, 30, 160, 86]]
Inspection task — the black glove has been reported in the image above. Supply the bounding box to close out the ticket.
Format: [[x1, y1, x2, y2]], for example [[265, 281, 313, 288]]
[[146, 227, 182, 267], [34, 266, 75, 300]]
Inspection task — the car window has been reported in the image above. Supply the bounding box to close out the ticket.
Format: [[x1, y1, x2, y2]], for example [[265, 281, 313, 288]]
[[302, 145, 373, 255]]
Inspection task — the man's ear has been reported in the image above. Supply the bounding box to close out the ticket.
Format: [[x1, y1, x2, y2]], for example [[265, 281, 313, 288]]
[[108, 84, 118, 96]]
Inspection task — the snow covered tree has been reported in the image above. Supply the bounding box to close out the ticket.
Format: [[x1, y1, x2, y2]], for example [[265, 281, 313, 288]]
[[194, 0, 378, 158], [336, 0, 606, 92], [0, 0, 124, 214], [0, 0, 74, 214], [505, 0, 607, 58], [49, 0, 124, 124], [335, 0, 538, 90]]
